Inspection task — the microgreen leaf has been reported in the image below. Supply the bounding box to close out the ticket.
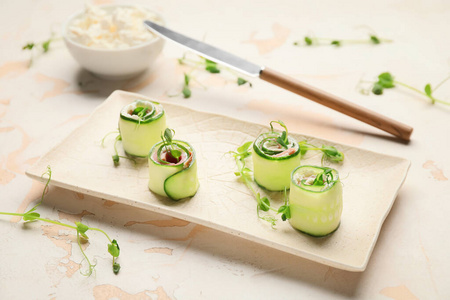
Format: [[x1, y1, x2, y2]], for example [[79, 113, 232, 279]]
[[108, 239, 120, 258], [170, 149, 182, 159], [112, 154, 120, 166], [321, 145, 344, 163], [42, 39, 51, 52], [372, 82, 384, 95], [205, 65, 220, 73], [237, 77, 247, 85], [370, 72, 395, 96], [298, 141, 309, 156], [23, 212, 40, 222], [75, 222, 90, 239], [370, 35, 381, 44], [237, 141, 252, 154], [269, 120, 289, 150], [331, 40, 341, 46], [277, 205, 291, 221], [304, 36, 313, 45], [276, 136, 288, 149], [184, 73, 190, 85], [258, 194, 271, 212], [164, 128, 174, 144], [113, 262, 121, 274], [311, 168, 333, 186], [182, 86, 191, 98], [76, 222, 89, 234], [205, 59, 221, 73], [22, 43, 35, 50], [424, 84, 432, 97], [424, 84, 435, 104], [237, 77, 252, 87], [132, 106, 145, 115], [377, 72, 395, 88]]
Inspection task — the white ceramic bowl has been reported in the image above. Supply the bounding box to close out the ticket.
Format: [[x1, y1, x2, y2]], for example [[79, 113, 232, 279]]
[[63, 5, 165, 80]]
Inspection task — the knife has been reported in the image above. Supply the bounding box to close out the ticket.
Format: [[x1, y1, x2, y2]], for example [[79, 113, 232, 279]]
[[144, 21, 413, 141]]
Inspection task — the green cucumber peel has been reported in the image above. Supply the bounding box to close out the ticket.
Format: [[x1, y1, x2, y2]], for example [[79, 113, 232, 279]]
[[120, 100, 164, 124], [253, 121, 300, 160], [0, 167, 121, 276], [149, 139, 199, 201], [163, 159, 199, 200]]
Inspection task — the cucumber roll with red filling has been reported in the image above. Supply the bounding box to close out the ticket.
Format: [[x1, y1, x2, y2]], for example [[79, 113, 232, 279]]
[[252, 121, 301, 191], [148, 129, 199, 200], [119, 100, 166, 157]]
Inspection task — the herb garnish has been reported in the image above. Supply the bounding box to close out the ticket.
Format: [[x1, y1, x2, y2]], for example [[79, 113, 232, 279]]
[[270, 120, 289, 149], [298, 142, 345, 164], [229, 141, 278, 228], [358, 72, 450, 106], [293, 31, 391, 47], [229, 124, 344, 228], [277, 188, 291, 221], [159, 128, 182, 163], [0, 167, 121, 276], [306, 168, 335, 187], [22, 34, 60, 67], [101, 131, 136, 166], [172, 53, 252, 98]]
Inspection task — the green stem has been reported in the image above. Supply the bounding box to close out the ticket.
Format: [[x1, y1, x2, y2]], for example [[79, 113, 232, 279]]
[[77, 231, 94, 276], [394, 81, 427, 96], [190, 76, 207, 89], [235, 157, 258, 198], [101, 130, 119, 147], [235, 156, 278, 214], [28, 167, 52, 212], [88, 227, 112, 243], [113, 135, 121, 156], [0, 212, 77, 229], [296, 37, 392, 46], [433, 75, 450, 92], [395, 81, 450, 106]]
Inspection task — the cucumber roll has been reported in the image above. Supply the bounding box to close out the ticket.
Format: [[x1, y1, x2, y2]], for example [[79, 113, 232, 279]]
[[252, 121, 301, 191], [289, 166, 343, 237], [118, 100, 166, 157], [148, 129, 199, 200]]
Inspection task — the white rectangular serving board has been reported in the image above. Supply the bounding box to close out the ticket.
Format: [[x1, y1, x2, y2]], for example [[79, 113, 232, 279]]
[[26, 90, 410, 271]]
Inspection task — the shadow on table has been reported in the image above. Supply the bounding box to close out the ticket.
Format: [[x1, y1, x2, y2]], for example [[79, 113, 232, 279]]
[[71, 67, 159, 99]]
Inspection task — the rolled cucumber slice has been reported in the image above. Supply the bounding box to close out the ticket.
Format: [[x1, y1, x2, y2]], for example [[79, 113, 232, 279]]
[[118, 100, 166, 157], [148, 140, 199, 201], [252, 132, 300, 191], [289, 165, 343, 237]]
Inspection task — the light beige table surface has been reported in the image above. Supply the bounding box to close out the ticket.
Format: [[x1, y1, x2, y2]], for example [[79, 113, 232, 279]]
[[0, 0, 449, 299]]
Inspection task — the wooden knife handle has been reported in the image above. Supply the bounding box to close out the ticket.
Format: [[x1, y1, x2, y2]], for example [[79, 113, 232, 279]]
[[259, 67, 413, 141]]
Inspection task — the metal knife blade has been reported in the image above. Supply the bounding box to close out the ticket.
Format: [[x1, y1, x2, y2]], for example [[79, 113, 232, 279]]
[[144, 20, 262, 77]]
